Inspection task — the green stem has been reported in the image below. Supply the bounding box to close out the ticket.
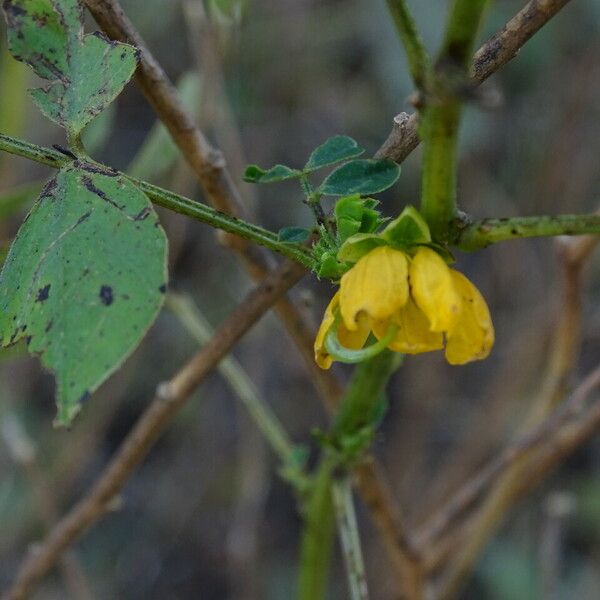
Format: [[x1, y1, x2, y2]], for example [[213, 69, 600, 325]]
[[331, 350, 399, 443], [385, 0, 431, 89], [0, 133, 316, 270], [455, 214, 600, 251], [297, 454, 338, 600], [332, 475, 369, 600], [420, 0, 489, 242], [297, 351, 400, 600]]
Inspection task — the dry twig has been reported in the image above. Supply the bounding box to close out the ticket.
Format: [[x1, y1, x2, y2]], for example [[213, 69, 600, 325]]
[[375, 0, 573, 163], [1, 261, 304, 600]]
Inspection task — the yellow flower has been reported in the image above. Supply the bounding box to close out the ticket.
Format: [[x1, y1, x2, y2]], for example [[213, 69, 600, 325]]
[[314, 245, 494, 368]]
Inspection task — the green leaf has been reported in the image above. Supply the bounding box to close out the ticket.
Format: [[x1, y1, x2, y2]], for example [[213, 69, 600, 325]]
[[382, 205, 431, 246], [337, 233, 387, 263], [304, 135, 365, 172], [243, 164, 302, 183], [0, 164, 168, 426], [3, 0, 139, 136], [319, 159, 401, 196], [277, 227, 312, 244]]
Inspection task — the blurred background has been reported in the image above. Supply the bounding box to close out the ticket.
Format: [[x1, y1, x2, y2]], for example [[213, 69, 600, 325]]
[[1, 0, 599, 598]]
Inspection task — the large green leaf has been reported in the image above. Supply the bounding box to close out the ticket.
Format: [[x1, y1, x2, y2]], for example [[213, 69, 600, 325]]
[[0, 164, 168, 425], [304, 135, 365, 172], [3, 0, 138, 135], [319, 159, 400, 196]]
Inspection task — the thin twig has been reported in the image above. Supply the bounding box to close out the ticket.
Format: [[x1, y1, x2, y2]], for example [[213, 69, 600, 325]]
[[2, 417, 95, 600], [375, 0, 574, 164], [433, 234, 599, 598], [1, 260, 304, 600], [415, 363, 600, 551], [165, 292, 299, 471], [332, 476, 370, 600]]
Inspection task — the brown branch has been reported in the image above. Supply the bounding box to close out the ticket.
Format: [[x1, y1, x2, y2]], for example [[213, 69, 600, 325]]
[[415, 363, 600, 553], [432, 234, 599, 598], [81, 2, 421, 594], [375, 0, 573, 163], [1, 261, 304, 600]]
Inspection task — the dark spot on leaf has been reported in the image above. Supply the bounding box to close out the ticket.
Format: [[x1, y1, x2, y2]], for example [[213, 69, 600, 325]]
[[39, 179, 58, 199], [36, 284, 51, 302], [20, 325, 27, 332], [134, 207, 151, 221], [99, 285, 114, 306], [79, 391, 91, 404], [76, 211, 92, 226], [45, 320, 53, 333], [3, 3, 27, 18], [82, 175, 123, 209], [76, 161, 118, 176], [159, 284, 167, 293]]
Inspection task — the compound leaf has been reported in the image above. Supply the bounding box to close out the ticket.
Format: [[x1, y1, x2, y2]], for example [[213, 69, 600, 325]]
[[0, 164, 168, 426], [3, 0, 139, 135]]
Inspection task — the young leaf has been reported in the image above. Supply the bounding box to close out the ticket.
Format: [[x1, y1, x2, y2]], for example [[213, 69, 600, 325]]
[[304, 135, 365, 172], [3, 0, 139, 136], [243, 164, 302, 183], [0, 164, 168, 426], [277, 227, 312, 244], [319, 159, 400, 196]]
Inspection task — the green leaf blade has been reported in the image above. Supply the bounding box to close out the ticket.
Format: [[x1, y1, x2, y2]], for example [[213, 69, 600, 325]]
[[4, 0, 139, 135], [277, 227, 312, 244], [0, 165, 168, 426], [304, 135, 364, 171], [243, 164, 302, 183], [319, 159, 401, 196]]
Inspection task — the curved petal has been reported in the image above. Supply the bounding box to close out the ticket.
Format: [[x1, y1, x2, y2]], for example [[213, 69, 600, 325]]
[[409, 247, 461, 332], [314, 292, 340, 369], [445, 271, 494, 365], [340, 246, 409, 331], [373, 298, 443, 354], [314, 292, 371, 369]]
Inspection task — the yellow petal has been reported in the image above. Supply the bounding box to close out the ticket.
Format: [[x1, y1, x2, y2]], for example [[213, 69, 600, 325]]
[[409, 247, 461, 332], [445, 271, 494, 365], [314, 292, 340, 369], [339, 246, 409, 331], [314, 292, 371, 369], [373, 298, 443, 354]]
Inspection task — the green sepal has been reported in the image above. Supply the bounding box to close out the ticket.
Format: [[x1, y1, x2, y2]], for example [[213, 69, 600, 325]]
[[334, 194, 382, 244], [381, 205, 431, 246], [304, 135, 365, 172], [277, 226, 312, 244], [243, 164, 302, 183], [319, 159, 401, 196], [317, 252, 347, 279], [337, 233, 387, 263]]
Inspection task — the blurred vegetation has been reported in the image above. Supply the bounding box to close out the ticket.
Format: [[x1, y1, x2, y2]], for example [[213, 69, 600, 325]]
[[1, 1, 599, 598]]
